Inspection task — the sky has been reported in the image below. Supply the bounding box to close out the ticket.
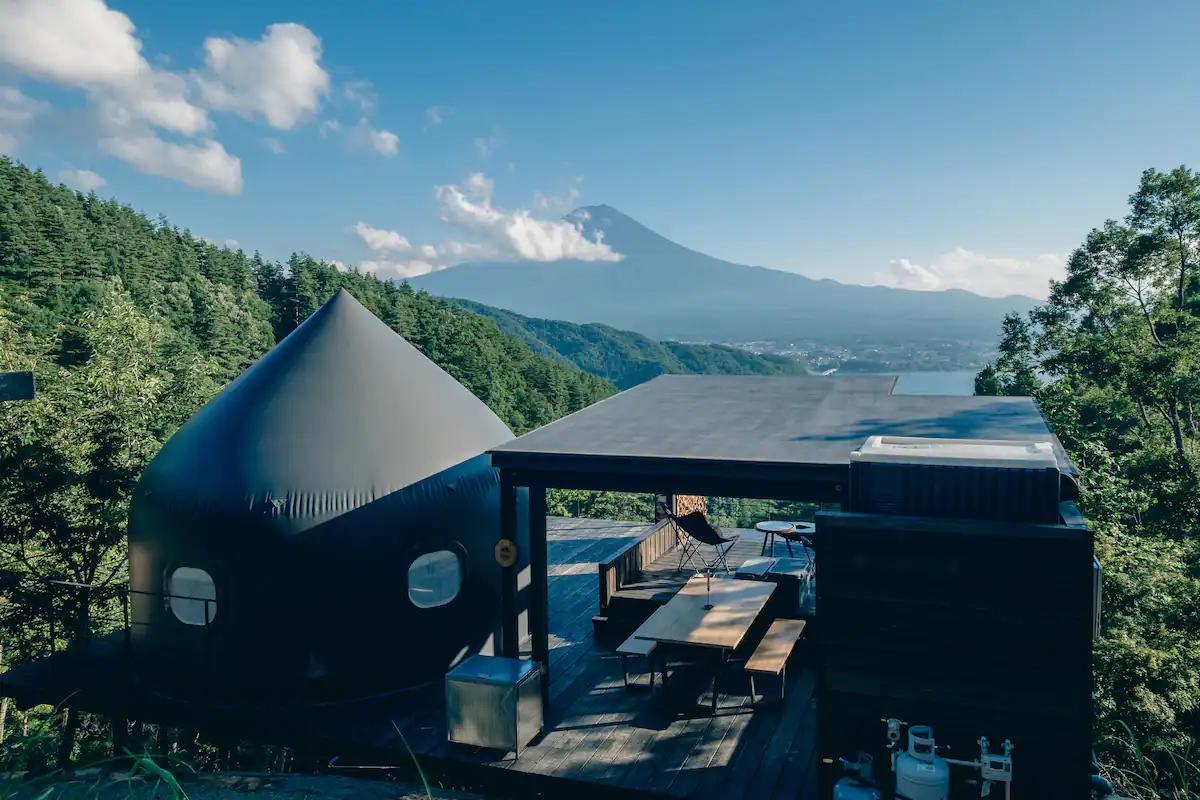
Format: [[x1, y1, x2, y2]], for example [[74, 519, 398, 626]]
[[2, 0, 1199, 299]]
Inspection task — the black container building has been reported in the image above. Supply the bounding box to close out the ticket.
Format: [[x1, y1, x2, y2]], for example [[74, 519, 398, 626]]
[[813, 508, 1095, 799]]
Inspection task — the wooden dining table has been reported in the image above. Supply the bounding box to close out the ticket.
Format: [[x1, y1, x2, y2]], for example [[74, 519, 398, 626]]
[[634, 574, 777, 712]]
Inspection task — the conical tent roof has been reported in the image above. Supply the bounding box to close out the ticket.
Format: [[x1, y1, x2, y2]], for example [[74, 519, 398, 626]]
[[138, 289, 514, 532]]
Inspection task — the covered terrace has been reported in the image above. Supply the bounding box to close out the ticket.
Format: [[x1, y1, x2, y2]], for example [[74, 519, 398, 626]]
[[489, 373, 1077, 710]]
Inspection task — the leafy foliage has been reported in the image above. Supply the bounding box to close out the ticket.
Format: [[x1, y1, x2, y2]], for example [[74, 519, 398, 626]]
[[977, 166, 1200, 767], [454, 298, 806, 390], [0, 156, 620, 766]]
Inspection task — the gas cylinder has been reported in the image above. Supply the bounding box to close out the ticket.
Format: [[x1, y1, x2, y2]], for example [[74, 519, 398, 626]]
[[894, 725, 950, 800], [833, 752, 883, 800], [834, 779, 883, 800]]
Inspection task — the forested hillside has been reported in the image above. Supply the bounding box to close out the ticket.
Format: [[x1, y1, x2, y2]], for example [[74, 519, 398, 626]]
[[0, 157, 615, 433], [977, 166, 1200, 796], [454, 298, 806, 389], [0, 156, 622, 759]]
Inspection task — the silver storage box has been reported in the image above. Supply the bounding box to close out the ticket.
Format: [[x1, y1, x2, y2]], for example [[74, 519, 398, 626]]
[[445, 655, 543, 755]]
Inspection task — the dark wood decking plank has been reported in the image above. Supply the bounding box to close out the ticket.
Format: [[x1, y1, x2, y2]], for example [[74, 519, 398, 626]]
[[615, 705, 700, 792], [693, 685, 789, 800], [550, 675, 645, 781], [615, 655, 737, 794], [528, 662, 628, 777], [799, 752, 818, 800], [494, 649, 611, 771], [735, 666, 818, 800], [666, 701, 747, 797], [769, 692, 819, 799], [567, 680, 652, 787], [592, 692, 666, 789], [641, 695, 732, 796]]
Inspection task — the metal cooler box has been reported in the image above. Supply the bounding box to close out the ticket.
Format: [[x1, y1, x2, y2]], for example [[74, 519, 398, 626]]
[[445, 655, 543, 755]]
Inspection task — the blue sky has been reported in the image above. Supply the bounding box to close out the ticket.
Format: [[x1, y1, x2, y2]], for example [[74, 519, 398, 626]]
[[2, 0, 1198, 298]]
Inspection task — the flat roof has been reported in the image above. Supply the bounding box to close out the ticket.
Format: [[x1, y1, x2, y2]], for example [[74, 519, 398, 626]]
[[490, 375, 1074, 499]]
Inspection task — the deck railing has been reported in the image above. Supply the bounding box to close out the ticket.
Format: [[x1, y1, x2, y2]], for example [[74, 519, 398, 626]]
[[12, 578, 216, 671], [597, 517, 678, 615]]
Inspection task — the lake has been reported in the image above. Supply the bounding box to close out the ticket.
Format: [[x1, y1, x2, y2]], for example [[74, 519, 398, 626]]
[[847, 370, 979, 396]]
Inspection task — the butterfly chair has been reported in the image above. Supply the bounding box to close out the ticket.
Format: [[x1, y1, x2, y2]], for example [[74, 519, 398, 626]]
[[656, 501, 740, 574]]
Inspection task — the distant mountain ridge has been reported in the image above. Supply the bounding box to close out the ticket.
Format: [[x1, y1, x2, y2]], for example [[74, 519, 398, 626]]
[[454, 298, 806, 389], [411, 205, 1039, 345]]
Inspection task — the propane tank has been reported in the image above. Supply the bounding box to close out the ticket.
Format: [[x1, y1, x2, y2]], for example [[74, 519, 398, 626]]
[[833, 752, 883, 800], [894, 725, 950, 800]]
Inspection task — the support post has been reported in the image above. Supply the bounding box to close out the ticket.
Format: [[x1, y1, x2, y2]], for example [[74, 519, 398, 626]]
[[111, 716, 129, 759], [499, 472, 519, 659], [529, 482, 550, 712]]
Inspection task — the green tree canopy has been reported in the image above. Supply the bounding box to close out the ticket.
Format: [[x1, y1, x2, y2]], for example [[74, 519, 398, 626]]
[[978, 165, 1200, 754]]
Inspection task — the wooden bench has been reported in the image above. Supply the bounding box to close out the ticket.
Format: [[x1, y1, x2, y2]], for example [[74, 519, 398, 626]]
[[744, 619, 807, 704], [617, 633, 658, 690]]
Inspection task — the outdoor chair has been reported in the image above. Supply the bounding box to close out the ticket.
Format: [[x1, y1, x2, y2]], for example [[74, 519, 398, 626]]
[[797, 532, 816, 575], [656, 501, 740, 573]]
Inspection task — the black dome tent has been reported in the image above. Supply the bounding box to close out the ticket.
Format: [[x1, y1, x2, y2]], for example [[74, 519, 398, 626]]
[[127, 289, 524, 706]]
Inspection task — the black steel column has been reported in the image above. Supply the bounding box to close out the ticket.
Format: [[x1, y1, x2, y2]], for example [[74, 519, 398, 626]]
[[499, 471, 519, 659], [529, 482, 551, 710]]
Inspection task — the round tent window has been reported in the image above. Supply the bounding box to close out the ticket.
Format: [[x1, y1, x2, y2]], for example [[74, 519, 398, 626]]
[[408, 551, 462, 609], [166, 567, 217, 626]]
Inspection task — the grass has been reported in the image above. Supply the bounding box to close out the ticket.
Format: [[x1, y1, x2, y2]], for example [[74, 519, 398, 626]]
[[390, 721, 431, 800], [0, 751, 193, 800], [1097, 721, 1200, 800], [0, 702, 438, 800]]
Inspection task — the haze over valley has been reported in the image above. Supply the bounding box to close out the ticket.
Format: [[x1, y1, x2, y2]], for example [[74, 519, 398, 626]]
[[413, 205, 1030, 369]]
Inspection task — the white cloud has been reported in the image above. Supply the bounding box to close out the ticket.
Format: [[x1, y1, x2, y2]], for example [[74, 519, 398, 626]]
[[0, 0, 210, 136], [98, 134, 242, 195], [0, 1, 334, 194], [873, 247, 1064, 299], [223, 238, 240, 249], [0, 3, 347, 193], [466, 171, 494, 200], [437, 239, 498, 261], [0, 0, 151, 87], [264, 137, 285, 154], [354, 221, 411, 254], [0, 86, 49, 152], [318, 119, 341, 136], [343, 80, 375, 112], [535, 186, 581, 213], [351, 173, 618, 281], [325, 258, 348, 272], [473, 129, 505, 158], [57, 168, 105, 191], [424, 106, 445, 127], [346, 118, 398, 157], [194, 23, 329, 130], [361, 259, 444, 280], [369, 129, 399, 157], [435, 172, 621, 262]]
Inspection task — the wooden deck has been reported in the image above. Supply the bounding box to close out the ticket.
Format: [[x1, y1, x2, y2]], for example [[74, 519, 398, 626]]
[[0, 517, 818, 799], [611, 524, 817, 618], [409, 517, 819, 798]]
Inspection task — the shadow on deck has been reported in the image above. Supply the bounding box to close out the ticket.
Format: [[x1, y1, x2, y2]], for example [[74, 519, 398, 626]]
[[0, 517, 818, 799]]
